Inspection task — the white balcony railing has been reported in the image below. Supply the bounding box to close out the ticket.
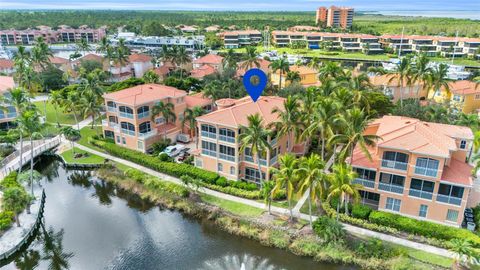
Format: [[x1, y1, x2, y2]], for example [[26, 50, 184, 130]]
[[201, 149, 216, 157], [137, 112, 149, 119], [107, 106, 117, 113], [381, 159, 408, 171], [201, 131, 217, 139], [219, 154, 235, 162], [353, 178, 375, 189], [119, 112, 134, 119], [219, 135, 235, 143], [121, 128, 135, 136], [138, 129, 157, 140], [436, 194, 462, 206], [409, 189, 433, 200], [378, 182, 404, 194], [414, 166, 438, 178]]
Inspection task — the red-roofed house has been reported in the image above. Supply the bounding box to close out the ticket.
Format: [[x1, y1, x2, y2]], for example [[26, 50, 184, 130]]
[[236, 59, 271, 77], [190, 65, 216, 79], [434, 80, 480, 114], [191, 54, 224, 79], [0, 59, 15, 75], [48, 56, 71, 72], [102, 83, 212, 152], [128, 53, 153, 78], [194, 96, 306, 182], [349, 115, 474, 227]]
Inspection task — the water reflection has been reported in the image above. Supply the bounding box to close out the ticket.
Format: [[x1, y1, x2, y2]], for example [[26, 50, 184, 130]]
[[198, 254, 285, 270]]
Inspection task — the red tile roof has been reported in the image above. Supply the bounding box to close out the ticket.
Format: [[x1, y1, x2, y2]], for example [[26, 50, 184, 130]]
[[184, 93, 212, 109], [74, 54, 104, 63], [193, 54, 224, 65], [190, 64, 216, 79], [448, 80, 479, 95], [48, 56, 69, 65], [103, 83, 186, 106], [441, 158, 473, 186], [128, 53, 152, 63], [0, 76, 15, 93], [0, 59, 14, 69], [237, 59, 271, 76]]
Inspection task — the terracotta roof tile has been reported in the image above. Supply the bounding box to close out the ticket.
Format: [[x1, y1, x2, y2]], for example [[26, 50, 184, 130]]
[[103, 83, 186, 106], [448, 80, 479, 95], [441, 158, 473, 186], [128, 53, 152, 63], [0, 59, 14, 69], [193, 54, 224, 65], [0, 76, 15, 93], [190, 65, 216, 78], [237, 59, 271, 76], [48, 56, 69, 65]]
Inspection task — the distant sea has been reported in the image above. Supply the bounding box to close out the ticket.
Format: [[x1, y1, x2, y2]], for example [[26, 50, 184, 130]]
[[362, 10, 480, 20]]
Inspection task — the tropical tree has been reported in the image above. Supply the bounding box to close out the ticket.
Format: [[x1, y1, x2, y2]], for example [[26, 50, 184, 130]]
[[388, 56, 413, 107], [80, 91, 102, 132], [151, 101, 176, 139], [19, 109, 42, 195], [2, 187, 31, 227], [271, 96, 302, 152], [143, 70, 160, 83], [286, 71, 301, 84], [411, 54, 431, 99], [182, 106, 205, 146], [427, 63, 451, 99], [448, 238, 478, 269], [96, 36, 109, 54], [222, 48, 237, 69], [49, 90, 64, 127], [308, 57, 322, 70], [318, 61, 343, 81], [296, 153, 326, 226], [270, 153, 299, 220], [327, 164, 361, 217], [77, 38, 92, 56], [240, 46, 260, 71], [269, 58, 290, 90], [238, 114, 272, 188], [31, 37, 53, 71], [60, 126, 81, 158], [455, 113, 480, 131], [425, 105, 450, 123], [261, 180, 275, 215], [174, 46, 191, 79], [64, 91, 81, 130]]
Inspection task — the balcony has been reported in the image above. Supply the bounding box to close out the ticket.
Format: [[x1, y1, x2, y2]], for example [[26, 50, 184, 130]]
[[219, 154, 235, 162], [201, 131, 216, 139], [121, 128, 135, 136], [270, 137, 277, 146], [244, 156, 254, 163], [353, 178, 375, 189], [119, 112, 134, 119], [219, 135, 235, 143], [201, 149, 216, 157], [259, 159, 267, 166], [409, 189, 433, 200], [381, 159, 408, 171], [137, 111, 149, 119], [270, 155, 278, 165], [378, 182, 404, 194], [107, 106, 117, 113], [138, 129, 157, 140], [414, 166, 438, 178], [436, 194, 462, 206], [0, 112, 17, 119]]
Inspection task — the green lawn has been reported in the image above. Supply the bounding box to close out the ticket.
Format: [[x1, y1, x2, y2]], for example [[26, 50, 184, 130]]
[[201, 194, 264, 217], [60, 147, 106, 164], [384, 241, 453, 268], [34, 100, 83, 125], [78, 126, 103, 148]]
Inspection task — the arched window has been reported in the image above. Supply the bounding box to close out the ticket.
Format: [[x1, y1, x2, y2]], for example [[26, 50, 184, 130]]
[[108, 116, 118, 123], [139, 121, 151, 134], [120, 122, 135, 136], [107, 101, 116, 108], [119, 106, 134, 119], [230, 166, 235, 175], [137, 106, 149, 118]]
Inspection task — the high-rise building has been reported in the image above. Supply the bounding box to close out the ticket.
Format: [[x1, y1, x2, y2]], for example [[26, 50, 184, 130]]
[[315, 6, 354, 29]]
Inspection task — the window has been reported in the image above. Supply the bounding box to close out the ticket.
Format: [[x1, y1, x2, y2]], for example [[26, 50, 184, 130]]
[[230, 166, 235, 175], [104, 130, 114, 139], [452, 95, 462, 102], [419, 205, 428, 218], [385, 197, 401, 212], [108, 116, 118, 123], [219, 145, 235, 162], [195, 158, 203, 168], [437, 184, 464, 206], [120, 122, 135, 136], [378, 173, 405, 194], [201, 124, 217, 138], [354, 168, 376, 181], [107, 101, 116, 108], [219, 128, 235, 143], [415, 158, 439, 178], [475, 94, 480, 100], [116, 136, 121, 143], [217, 163, 223, 172], [122, 137, 126, 144], [409, 178, 434, 199], [446, 209, 459, 222], [119, 106, 134, 118], [245, 167, 265, 183], [155, 117, 165, 125], [201, 141, 216, 157], [138, 121, 151, 134], [137, 141, 144, 150], [459, 140, 467, 149], [137, 106, 149, 118], [382, 151, 408, 170]]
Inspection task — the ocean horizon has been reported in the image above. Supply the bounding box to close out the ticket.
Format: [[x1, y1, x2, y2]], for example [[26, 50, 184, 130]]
[[362, 10, 480, 20]]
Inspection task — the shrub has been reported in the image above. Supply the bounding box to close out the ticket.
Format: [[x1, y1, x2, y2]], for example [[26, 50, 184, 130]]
[[0, 171, 20, 190], [312, 216, 345, 244], [351, 204, 372, 219], [369, 210, 480, 248], [329, 196, 352, 214], [158, 152, 173, 162], [124, 169, 189, 198], [0, 211, 14, 230], [215, 177, 227, 187], [151, 138, 171, 155], [355, 238, 403, 259]]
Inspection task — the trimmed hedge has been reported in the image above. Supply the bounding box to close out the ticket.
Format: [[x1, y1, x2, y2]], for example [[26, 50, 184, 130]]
[[0, 211, 14, 230], [352, 204, 372, 219], [89, 139, 218, 183], [369, 210, 480, 248]]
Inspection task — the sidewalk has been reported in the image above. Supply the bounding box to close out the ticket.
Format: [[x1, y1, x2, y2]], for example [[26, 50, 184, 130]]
[[74, 143, 455, 259]]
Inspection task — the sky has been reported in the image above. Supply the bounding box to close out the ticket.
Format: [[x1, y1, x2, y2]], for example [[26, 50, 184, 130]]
[[1, 0, 480, 11]]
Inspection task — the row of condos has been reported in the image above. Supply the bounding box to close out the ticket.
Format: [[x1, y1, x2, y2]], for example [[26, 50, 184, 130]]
[[380, 35, 480, 58], [350, 116, 476, 227], [217, 30, 263, 49], [271, 31, 384, 54], [193, 96, 306, 182], [101, 84, 213, 153], [112, 35, 205, 51], [0, 25, 106, 45]]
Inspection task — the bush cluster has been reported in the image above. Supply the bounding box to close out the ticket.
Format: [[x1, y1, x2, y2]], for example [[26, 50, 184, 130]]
[[0, 172, 25, 232], [124, 169, 189, 198], [351, 204, 372, 219], [0, 211, 14, 230]]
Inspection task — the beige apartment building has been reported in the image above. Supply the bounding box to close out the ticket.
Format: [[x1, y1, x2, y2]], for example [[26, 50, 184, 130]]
[[194, 96, 305, 182], [102, 84, 212, 153], [218, 30, 263, 49], [0, 25, 106, 45], [350, 116, 474, 227], [316, 6, 354, 29]]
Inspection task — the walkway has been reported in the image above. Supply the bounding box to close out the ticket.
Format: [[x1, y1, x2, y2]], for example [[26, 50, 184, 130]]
[[75, 143, 455, 259]]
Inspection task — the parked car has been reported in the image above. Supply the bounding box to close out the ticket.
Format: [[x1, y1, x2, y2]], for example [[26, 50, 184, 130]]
[[161, 144, 185, 158]]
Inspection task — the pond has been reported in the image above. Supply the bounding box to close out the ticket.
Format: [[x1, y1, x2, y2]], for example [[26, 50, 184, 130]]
[[2, 158, 356, 270]]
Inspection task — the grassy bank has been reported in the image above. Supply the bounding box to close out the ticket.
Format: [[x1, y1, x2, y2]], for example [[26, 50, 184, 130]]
[[34, 101, 82, 125], [94, 165, 447, 270], [60, 147, 106, 164]]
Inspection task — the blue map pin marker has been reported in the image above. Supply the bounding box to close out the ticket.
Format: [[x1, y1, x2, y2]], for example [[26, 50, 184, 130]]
[[243, 68, 267, 102]]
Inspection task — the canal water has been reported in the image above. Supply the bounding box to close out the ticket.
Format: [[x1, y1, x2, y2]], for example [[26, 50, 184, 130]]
[[1, 158, 355, 270]]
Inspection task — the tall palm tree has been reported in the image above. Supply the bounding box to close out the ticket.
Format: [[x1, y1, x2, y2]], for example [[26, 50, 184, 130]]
[[425, 105, 449, 123], [151, 101, 177, 140], [411, 54, 431, 99], [297, 153, 326, 226], [455, 113, 480, 131], [270, 153, 299, 220], [271, 96, 302, 152], [182, 106, 205, 146], [60, 126, 81, 157], [428, 63, 451, 99], [269, 58, 289, 90], [105, 45, 116, 78], [77, 38, 92, 56], [96, 36, 109, 54], [143, 70, 160, 83], [238, 114, 272, 188], [158, 44, 172, 65], [261, 180, 275, 215], [240, 46, 260, 71], [64, 91, 81, 130], [80, 91, 102, 133], [222, 48, 237, 69], [50, 90, 64, 127], [174, 46, 191, 79], [327, 164, 360, 217], [286, 71, 301, 84], [18, 109, 42, 195], [318, 61, 343, 81], [308, 57, 321, 70], [388, 56, 413, 107], [330, 108, 380, 164]]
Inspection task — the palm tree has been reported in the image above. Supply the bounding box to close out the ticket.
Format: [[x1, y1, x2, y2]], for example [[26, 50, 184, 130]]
[[271, 96, 302, 152], [96, 36, 109, 54], [174, 46, 191, 79], [448, 238, 477, 269], [80, 91, 102, 133], [151, 101, 176, 140], [2, 187, 31, 227], [297, 153, 326, 226], [64, 91, 81, 130], [261, 180, 275, 215], [222, 48, 237, 69], [158, 44, 172, 65], [318, 61, 343, 81], [105, 45, 116, 78], [238, 113, 272, 188], [455, 113, 480, 131], [182, 106, 205, 146], [327, 163, 361, 217], [425, 105, 449, 123], [18, 109, 42, 195], [269, 58, 289, 90], [330, 108, 380, 164], [50, 90, 63, 127], [270, 153, 299, 219], [308, 57, 321, 70], [388, 56, 413, 107], [286, 71, 301, 84], [202, 80, 223, 104], [427, 63, 451, 99], [240, 46, 260, 70], [411, 54, 431, 99], [77, 38, 92, 56], [143, 70, 160, 83], [60, 126, 81, 157]]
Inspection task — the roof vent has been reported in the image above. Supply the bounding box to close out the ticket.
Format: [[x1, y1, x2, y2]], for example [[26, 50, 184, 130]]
[[405, 121, 411, 124]]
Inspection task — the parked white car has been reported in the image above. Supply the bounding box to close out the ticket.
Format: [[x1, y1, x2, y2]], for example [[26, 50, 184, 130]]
[[161, 144, 185, 158]]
